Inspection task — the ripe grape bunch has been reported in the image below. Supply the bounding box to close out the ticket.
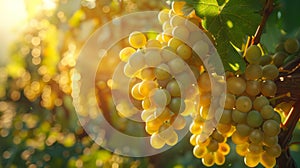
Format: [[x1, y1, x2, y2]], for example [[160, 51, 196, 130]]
[[113, 1, 287, 167]]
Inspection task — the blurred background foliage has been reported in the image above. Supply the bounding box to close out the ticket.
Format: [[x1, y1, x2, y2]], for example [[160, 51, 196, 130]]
[[0, 0, 300, 168]]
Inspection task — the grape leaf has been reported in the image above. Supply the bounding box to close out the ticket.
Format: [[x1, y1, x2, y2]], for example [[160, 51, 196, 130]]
[[185, 0, 219, 18], [196, 0, 262, 72]]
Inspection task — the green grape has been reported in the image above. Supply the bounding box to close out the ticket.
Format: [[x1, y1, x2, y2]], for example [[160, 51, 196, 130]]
[[150, 133, 165, 149], [199, 92, 211, 107], [219, 109, 232, 124], [261, 152, 276, 168], [247, 110, 263, 128], [214, 151, 225, 165], [272, 52, 288, 67], [140, 67, 155, 80], [218, 142, 230, 155], [150, 89, 171, 108], [168, 37, 183, 51], [284, 55, 296, 65], [166, 79, 181, 97], [190, 65, 200, 79], [217, 124, 232, 135], [272, 112, 282, 123], [262, 64, 279, 80], [193, 145, 207, 158], [170, 114, 186, 130], [168, 57, 186, 74], [207, 139, 219, 152], [263, 119, 280, 136], [253, 96, 269, 111], [260, 55, 273, 66], [235, 142, 249, 156], [144, 49, 162, 67], [212, 130, 225, 143], [235, 96, 252, 113], [249, 129, 263, 144], [198, 72, 211, 93], [245, 64, 263, 80], [128, 50, 145, 71], [177, 44, 192, 60], [139, 80, 158, 97], [129, 31, 147, 49], [244, 151, 260, 167], [245, 80, 261, 96], [248, 143, 263, 153], [202, 153, 215, 167], [172, 25, 190, 41], [223, 93, 236, 110], [232, 109, 247, 124], [284, 38, 300, 54], [154, 64, 171, 80], [166, 130, 178, 146], [245, 45, 262, 64], [227, 77, 246, 95], [119, 47, 136, 62], [192, 40, 210, 56], [260, 105, 275, 119], [232, 132, 248, 145], [236, 124, 252, 137], [261, 80, 277, 97], [263, 135, 278, 147], [265, 143, 281, 157], [158, 9, 170, 24], [131, 83, 145, 100], [146, 39, 162, 48], [168, 97, 185, 114]]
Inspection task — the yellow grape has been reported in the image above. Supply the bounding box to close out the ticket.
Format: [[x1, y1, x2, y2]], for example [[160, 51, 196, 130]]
[[216, 123, 232, 135], [219, 109, 232, 125], [248, 143, 263, 153], [261, 152, 276, 168], [168, 37, 184, 51], [154, 108, 172, 123], [246, 80, 261, 96], [218, 142, 230, 155], [265, 143, 281, 157], [246, 110, 263, 128], [177, 43, 192, 60], [235, 142, 249, 156], [260, 54, 273, 66], [245, 45, 262, 64], [236, 124, 252, 137], [129, 31, 147, 49], [158, 124, 175, 141], [170, 15, 185, 27], [119, 47, 136, 62], [189, 122, 202, 134], [146, 39, 162, 48], [199, 92, 211, 107], [232, 109, 247, 124], [124, 63, 136, 78], [232, 132, 248, 145], [200, 106, 214, 120], [150, 133, 165, 149], [245, 64, 263, 80], [141, 108, 155, 122], [131, 83, 145, 100], [128, 50, 145, 71], [190, 134, 197, 146], [166, 79, 181, 97], [244, 151, 260, 167], [207, 139, 219, 152], [168, 57, 187, 74], [193, 145, 207, 158], [212, 130, 226, 143], [196, 135, 210, 146], [161, 46, 176, 62], [202, 152, 215, 167], [214, 151, 225, 166], [144, 49, 162, 67], [158, 9, 170, 24], [171, 1, 186, 15], [140, 67, 155, 81], [198, 72, 211, 93], [172, 25, 190, 41], [138, 80, 158, 97], [162, 21, 172, 31], [170, 114, 186, 130], [223, 93, 236, 110], [166, 130, 178, 146], [235, 96, 252, 113]]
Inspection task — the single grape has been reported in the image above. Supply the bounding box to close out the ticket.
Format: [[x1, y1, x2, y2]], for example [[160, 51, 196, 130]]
[[265, 143, 281, 157], [212, 130, 225, 143], [245, 64, 263, 80], [170, 15, 185, 27], [207, 139, 219, 152], [261, 152, 276, 168], [177, 43, 192, 60], [284, 38, 300, 54], [169, 97, 185, 114], [128, 50, 145, 71], [138, 80, 158, 97], [232, 109, 247, 124], [272, 112, 282, 123], [150, 89, 171, 108], [246, 80, 261, 96], [227, 77, 246, 95], [142, 97, 152, 110], [253, 96, 269, 111], [263, 119, 281, 137], [263, 135, 278, 147], [217, 124, 232, 135], [189, 122, 201, 135], [244, 151, 260, 167], [140, 67, 155, 80], [166, 131, 179, 146], [154, 64, 171, 80], [190, 134, 197, 146], [199, 92, 211, 107], [218, 142, 230, 155], [124, 63, 136, 77], [150, 133, 165, 149], [141, 109, 155, 121], [202, 152, 215, 167], [154, 108, 172, 123], [261, 80, 277, 97], [245, 45, 262, 64], [171, 1, 186, 15], [129, 31, 147, 49], [162, 21, 172, 31], [168, 57, 187, 74], [193, 145, 207, 158], [172, 25, 190, 41], [219, 109, 232, 124], [166, 79, 181, 97], [170, 114, 186, 130], [158, 9, 170, 24], [262, 64, 279, 80], [223, 93, 236, 110], [235, 96, 252, 113], [260, 55, 272, 66], [168, 37, 184, 51], [214, 151, 225, 166], [248, 143, 263, 153], [249, 129, 264, 144], [236, 124, 253, 137], [232, 132, 248, 145], [161, 46, 176, 62], [247, 110, 263, 128], [131, 83, 145, 100], [146, 39, 162, 48], [235, 142, 249, 156], [198, 72, 211, 93], [158, 124, 175, 140], [192, 40, 210, 56], [260, 105, 275, 119], [119, 47, 136, 62], [272, 52, 288, 67]]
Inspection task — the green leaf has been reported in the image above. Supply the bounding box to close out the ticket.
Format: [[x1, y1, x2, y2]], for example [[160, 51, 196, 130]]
[[199, 0, 262, 72], [186, 0, 219, 18]]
